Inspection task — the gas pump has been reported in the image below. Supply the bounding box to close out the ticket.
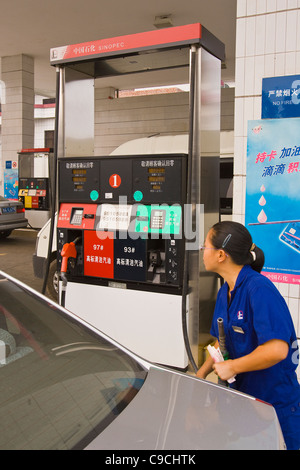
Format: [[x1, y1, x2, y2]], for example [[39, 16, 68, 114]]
[[18, 148, 53, 228], [57, 154, 186, 289], [57, 155, 190, 367], [50, 24, 224, 370]]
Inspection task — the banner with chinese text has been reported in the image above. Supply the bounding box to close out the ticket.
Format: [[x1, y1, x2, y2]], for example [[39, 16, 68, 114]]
[[246, 118, 300, 284]]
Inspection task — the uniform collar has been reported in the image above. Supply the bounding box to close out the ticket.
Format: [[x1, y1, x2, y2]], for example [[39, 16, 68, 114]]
[[234, 265, 252, 289], [226, 265, 252, 298]]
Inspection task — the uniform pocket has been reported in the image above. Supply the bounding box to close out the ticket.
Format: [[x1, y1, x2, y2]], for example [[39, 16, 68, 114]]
[[231, 324, 248, 342], [227, 322, 254, 358]]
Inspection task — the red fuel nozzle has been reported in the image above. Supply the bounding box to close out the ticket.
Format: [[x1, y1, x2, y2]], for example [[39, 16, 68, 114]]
[[61, 242, 77, 274]]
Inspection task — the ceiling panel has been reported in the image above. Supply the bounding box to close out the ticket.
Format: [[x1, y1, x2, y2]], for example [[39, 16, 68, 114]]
[[0, 0, 236, 96]]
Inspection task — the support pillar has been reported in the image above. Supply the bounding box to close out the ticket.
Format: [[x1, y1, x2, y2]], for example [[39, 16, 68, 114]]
[[1, 54, 34, 196]]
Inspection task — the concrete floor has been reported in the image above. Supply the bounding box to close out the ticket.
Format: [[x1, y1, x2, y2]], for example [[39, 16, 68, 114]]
[[0, 228, 44, 294]]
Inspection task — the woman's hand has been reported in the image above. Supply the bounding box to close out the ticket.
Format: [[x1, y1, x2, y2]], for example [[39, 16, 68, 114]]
[[213, 360, 236, 381], [213, 339, 289, 381]]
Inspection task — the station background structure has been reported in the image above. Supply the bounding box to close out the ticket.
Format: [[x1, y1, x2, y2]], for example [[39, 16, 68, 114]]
[[0, 0, 299, 375]]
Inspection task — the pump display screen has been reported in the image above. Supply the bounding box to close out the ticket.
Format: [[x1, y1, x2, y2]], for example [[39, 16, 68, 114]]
[[59, 160, 100, 202], [59, 155, 186, 204], [72, 169, 87, 188], [148, 167, 165, 183], [132, 157, 185, 203], [72, 177, 87, 182], [147, 168, 165, 188]]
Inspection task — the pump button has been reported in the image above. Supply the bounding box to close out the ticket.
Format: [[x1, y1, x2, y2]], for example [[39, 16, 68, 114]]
[[90, 190, 99, 201], [133, 190, 143, 202]]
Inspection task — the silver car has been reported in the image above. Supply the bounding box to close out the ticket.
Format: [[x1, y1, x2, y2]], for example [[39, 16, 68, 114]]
[[0, 196, 28, 238], [0, 271, 285, 450]]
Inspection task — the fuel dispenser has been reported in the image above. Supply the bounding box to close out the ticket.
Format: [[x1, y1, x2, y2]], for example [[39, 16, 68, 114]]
[[18, 148, 53, 228], [57, 154, 186, 288], [57, 154, 191, 367], [50, 24, 224, 370]]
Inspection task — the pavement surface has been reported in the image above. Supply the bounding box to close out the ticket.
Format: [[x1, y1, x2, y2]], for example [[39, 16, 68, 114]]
[[0, 228, 45, 295]]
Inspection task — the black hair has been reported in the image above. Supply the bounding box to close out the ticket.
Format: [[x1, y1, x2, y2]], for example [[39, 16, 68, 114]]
[[210, 221, 265, 273]]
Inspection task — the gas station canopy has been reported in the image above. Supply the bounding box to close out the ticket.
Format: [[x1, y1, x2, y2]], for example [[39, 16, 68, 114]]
[[50, 23, 225, 78]]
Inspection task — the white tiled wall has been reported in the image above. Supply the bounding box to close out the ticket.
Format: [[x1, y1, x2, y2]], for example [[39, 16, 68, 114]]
[[33, 96, 55, 148], [235, 1, 300, 375], [34, 117, 54, 148]]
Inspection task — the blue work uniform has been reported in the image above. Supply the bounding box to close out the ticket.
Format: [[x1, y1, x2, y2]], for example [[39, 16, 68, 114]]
[[210, 265, 300, 450]]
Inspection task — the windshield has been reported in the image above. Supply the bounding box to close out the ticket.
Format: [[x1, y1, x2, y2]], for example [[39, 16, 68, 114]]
[[0, 275, 147, 450]]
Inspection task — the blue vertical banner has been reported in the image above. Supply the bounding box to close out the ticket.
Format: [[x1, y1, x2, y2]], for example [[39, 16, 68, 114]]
[[4, 161, 19, 200], [245, 118, 300, 285]]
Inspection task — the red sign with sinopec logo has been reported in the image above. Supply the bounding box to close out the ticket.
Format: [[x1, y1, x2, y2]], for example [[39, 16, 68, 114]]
[[50, 24, 202, 64], [84, 230, 114, 279]]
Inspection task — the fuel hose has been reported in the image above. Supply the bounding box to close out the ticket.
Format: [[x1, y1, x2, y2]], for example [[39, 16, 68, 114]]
[[181, 45, 198, 374], [217, 317, 229, 386]]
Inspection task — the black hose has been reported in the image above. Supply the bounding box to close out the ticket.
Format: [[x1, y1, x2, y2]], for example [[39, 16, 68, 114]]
[[217, 317, 228, 386], [217, 317, 227, 357], [60, 272, 68, 308], [41, 66, 60, 295], [182, 46, 198, 374]]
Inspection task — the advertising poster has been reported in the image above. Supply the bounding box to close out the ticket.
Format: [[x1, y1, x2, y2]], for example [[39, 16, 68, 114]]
[[4, 161, 19, 200], [246, 118, 300, 284]]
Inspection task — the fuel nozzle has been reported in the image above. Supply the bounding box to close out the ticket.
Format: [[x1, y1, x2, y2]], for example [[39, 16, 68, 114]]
[[61, 242, 77, 274], [60, 236, 82, 274], [60, 236, 81, 308]]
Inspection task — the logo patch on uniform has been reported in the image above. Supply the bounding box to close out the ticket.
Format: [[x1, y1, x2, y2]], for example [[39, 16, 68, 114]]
[[237, 310, 244, 320]]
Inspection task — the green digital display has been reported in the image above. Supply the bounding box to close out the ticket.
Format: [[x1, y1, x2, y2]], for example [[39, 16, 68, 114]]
[[135, 204, 182, 235]]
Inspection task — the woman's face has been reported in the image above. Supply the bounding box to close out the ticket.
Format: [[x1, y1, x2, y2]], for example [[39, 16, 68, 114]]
[[202, 229, 219, 273]]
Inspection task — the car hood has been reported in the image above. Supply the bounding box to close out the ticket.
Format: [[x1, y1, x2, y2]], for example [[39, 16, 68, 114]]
[[85, 366, 284, 450]]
